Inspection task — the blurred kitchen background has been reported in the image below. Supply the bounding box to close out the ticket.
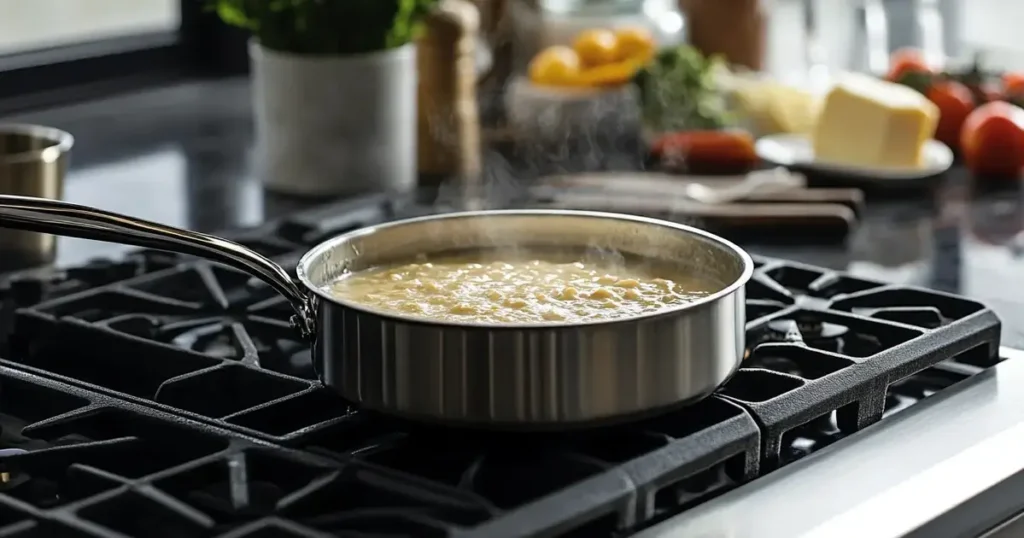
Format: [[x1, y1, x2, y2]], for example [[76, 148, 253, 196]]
[[4, 0, 1020, 71], [2, 0, 1024, 334], [0, 0, 177, 54], [1, 0, 1021, 70]]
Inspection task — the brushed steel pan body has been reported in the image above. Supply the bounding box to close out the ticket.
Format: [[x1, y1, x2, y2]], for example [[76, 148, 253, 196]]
[[0, 199, 753, 428]]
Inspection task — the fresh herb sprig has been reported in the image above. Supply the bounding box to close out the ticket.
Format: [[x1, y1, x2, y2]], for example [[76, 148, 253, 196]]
[[633, 46, 732, 132], [210, 0, 439, 55]]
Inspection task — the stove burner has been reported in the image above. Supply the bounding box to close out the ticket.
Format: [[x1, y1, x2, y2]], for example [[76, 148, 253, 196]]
[[797, 319, 849, 341], [766, 317, 850, 350], [780, 411, 845, 464], [0, 193, 1005, 537], [766, 319, 804, 342]]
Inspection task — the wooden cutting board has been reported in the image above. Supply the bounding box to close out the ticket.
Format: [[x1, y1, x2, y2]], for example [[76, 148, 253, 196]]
[[530, 171, 864, 244]]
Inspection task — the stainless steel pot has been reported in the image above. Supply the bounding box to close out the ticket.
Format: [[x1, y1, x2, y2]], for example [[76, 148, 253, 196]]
[[0, 197, 753, 428], [0, 125, 72, 268]]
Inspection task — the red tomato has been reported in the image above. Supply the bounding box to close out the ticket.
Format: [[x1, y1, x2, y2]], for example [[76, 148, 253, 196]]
[[1004, 72, 1024, 97], [650, 130, 758, 174], [926, 80, 975, 152], [961, 101, 1024, 178], [885, 48, 932, 82]]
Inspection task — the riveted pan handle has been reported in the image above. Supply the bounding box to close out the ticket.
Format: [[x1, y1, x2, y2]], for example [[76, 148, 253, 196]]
[[0, 194, 315, 337]]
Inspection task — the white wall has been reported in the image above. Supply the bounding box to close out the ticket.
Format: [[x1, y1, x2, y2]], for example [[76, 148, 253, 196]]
[[0, 0, 178, 54]]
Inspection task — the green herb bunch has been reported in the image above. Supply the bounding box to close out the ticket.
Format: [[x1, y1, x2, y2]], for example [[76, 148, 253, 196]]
[[633, 45, 732, 132], [211, 0, 440, 55]]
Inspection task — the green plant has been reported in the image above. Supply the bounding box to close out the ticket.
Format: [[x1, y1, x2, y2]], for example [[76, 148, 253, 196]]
[[633, 45, 732, 132], [210, 0, 440, 55]]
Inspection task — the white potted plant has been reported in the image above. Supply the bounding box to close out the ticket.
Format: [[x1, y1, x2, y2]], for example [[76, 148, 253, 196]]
[[212, 0, 438, 197]]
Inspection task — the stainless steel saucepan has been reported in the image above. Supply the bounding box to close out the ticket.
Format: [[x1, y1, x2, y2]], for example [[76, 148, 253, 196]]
[[0, 197, 753, 429]]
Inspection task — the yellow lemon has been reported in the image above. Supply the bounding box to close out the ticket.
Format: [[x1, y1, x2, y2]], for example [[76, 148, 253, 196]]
[[572, 29, 619, 67], [528, 46, 583, 87], [614, 26, 656, 62], [578, 59, 645, 88]]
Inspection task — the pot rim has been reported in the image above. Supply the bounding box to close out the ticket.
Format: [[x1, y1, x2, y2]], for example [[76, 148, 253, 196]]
[[0, 124, 74, 166], [295, 209, 754, 330], [247, 38, 415, 62]]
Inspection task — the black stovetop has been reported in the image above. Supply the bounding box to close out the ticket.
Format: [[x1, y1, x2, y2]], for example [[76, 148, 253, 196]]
[[0, 193, 1005, 538]]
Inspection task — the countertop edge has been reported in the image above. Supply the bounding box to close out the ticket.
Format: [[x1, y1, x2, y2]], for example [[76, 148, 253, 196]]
[[633, 346, 1024, 538]]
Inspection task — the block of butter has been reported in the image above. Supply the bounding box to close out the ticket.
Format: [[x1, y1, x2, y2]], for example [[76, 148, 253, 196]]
[[811, 74, 939, 169], [733, 80, 821, 136]]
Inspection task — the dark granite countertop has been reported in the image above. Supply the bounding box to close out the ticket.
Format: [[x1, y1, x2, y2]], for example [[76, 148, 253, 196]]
[[5, 77, 1024, 348]]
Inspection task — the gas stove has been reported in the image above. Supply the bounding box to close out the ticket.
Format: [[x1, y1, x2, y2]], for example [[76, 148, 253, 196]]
[[0, 193, 1008, 538]]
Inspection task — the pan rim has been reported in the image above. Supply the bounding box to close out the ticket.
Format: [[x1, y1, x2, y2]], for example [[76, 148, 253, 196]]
[[295, 209, 754, 330]]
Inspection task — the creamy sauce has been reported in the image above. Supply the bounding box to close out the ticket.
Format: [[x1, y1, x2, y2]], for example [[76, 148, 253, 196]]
[[324, 250, 719, 324]]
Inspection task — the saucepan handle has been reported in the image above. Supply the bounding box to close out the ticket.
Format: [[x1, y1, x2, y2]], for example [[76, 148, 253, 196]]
[[0, 194, 315, 337]]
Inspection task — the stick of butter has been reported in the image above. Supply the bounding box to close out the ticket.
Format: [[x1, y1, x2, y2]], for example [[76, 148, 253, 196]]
[[733, 80, 821, 136], [811, 73, 939, 169]]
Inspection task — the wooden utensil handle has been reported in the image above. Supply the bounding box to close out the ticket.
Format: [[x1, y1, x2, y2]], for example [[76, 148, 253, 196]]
[[739, 189, 865, 215], [538, 199, 856, 244]]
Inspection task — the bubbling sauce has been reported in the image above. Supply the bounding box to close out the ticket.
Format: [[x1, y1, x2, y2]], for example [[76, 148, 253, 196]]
[[323, 249, 722, 324]]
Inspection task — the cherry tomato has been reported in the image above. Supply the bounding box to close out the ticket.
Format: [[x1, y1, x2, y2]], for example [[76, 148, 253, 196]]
[[1004, 72, 1024, 97], [926, 80, 975, 152], [650, 130, 758, 175], [885, 48, 932, 82], [961, 101, 1024, 178]]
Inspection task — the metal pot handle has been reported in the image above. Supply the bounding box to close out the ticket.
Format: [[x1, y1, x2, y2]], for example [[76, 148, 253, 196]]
[[0, 194, 316, 337]]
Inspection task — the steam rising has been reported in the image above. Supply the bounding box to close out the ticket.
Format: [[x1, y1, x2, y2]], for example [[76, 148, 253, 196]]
[[418, 41, 711, 277]]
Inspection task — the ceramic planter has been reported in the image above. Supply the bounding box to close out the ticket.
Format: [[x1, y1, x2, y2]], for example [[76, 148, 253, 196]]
[[250, 42, 417, 197]]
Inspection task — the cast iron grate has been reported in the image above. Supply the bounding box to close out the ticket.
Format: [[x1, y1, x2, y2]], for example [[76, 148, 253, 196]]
[[724, 259, 1002, 470], [0, 364, 757, 538], [0, 366, 527, 538], [0, 192, 1006, 537]]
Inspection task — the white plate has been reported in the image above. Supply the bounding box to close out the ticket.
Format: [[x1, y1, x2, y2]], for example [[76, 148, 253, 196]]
[[755, 133, 954, 180]]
